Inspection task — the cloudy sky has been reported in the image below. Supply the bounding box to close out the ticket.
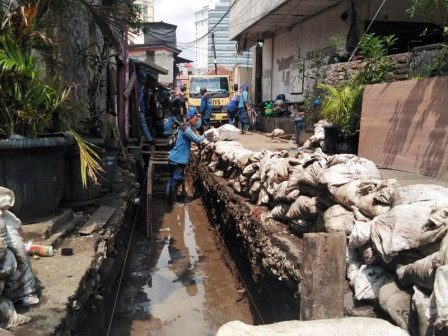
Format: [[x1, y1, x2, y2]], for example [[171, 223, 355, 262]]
[[154, 0, 213, 61]]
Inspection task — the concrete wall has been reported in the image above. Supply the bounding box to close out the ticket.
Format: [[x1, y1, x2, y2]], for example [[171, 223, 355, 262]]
[[258, 0, 440, 102], [155, 50, 174, 86], [262, 38, 273, 101], [229, 0, 287, 39]]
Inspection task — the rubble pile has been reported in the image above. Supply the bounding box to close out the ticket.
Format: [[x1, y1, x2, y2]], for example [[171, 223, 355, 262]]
[[200, 141, 448, 335]]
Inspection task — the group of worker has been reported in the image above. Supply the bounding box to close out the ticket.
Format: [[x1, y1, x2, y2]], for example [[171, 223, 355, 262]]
[[136, 71, 252, 204]]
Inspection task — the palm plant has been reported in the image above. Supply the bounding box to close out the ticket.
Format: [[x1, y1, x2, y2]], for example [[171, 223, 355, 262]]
[[0, 2, 102, 186], [317, 82, 364, 135]]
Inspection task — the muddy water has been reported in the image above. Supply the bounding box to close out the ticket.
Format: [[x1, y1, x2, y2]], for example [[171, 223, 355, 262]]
[[108, 192, 253, 336]]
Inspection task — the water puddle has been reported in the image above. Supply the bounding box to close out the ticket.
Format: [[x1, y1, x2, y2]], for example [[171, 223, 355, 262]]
[[108, 194, 253, 336]]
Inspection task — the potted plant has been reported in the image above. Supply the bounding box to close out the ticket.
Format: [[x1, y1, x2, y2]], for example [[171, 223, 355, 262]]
[[0, 3, 102, 220], [318, 81, 364, 154], [327, 35, 349, 64]]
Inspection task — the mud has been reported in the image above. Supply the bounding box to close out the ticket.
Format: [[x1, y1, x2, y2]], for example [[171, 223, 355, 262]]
[[189, 153, 303, 323], [100, 180, 253, 336]]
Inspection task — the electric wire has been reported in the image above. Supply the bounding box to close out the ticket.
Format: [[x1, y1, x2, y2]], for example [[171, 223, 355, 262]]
[[106, 169, 147, 336], [348, 0, 388, 61]]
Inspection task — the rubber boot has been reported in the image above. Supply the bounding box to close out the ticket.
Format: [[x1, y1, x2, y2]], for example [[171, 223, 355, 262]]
[[166, 185, 177, 203]]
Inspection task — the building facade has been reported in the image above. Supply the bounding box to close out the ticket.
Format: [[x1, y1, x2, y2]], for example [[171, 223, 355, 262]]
[[132, 0, 154, 44], [195, 0, 252, 74], [229, 0, 442, 103]]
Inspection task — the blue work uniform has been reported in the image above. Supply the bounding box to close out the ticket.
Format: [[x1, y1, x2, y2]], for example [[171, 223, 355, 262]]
[[167, 124, 205, 190], [138, 83, 154, 142], [238, 90, 250, 132], [200, 94, 212, 125]]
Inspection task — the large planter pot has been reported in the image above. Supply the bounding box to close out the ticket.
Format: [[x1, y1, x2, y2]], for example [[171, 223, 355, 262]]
[[61, 138, 104, 207], [0, 135, 67, 222], [323, 126, 359, 155]]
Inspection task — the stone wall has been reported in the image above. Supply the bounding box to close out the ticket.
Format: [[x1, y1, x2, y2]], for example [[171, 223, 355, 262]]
[[323, 44, 446, 86]]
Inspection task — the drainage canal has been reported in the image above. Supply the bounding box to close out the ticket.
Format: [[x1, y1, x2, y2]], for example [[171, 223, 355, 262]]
[[102, 176, 255, 336]]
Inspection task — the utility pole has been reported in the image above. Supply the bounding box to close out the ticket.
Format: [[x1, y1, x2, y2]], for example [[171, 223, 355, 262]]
[[211, 32, 218, 75]]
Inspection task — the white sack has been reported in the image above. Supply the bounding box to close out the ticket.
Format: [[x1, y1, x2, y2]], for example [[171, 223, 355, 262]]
[[431, 265, 448, 329], [392, 184, 448, 207], [370, 204, 447, 263], [0, 297, 30, 329], [204, 128, 220, 142], [215, 317, 410, 336], [352, 265, 391, 301], [0, 187, 14, 211], [286, 196, 318, 220], [396, 253, 437, 291], [323, 204, 354, 234], [218, 124, 240, 141], [318, 157, 382, 193]]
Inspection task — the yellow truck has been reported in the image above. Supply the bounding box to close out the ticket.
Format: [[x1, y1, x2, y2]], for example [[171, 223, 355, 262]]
[[186, 75, 234, 125]]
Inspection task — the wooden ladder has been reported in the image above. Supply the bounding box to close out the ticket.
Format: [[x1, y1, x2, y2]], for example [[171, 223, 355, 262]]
[[143, 140, 170, 240]]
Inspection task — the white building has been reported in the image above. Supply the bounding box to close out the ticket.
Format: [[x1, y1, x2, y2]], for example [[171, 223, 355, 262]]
[[131, 0, 154, 44], [194, 0, 252, 74]]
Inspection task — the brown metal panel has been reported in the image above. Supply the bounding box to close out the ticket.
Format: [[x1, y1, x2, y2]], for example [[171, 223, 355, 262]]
[[359, 76, 448, 180]]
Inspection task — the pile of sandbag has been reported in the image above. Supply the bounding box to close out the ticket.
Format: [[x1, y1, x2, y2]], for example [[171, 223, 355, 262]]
[[0, 187, 39, 331], [199, 141, 448, 335]]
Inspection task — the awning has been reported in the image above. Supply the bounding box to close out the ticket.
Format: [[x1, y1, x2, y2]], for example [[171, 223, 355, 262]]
[[174, 55, 193, 64], [129, 57, 169, 79]]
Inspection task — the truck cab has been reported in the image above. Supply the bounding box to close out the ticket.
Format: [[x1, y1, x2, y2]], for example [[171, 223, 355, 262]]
[[186, 75, 233, 125]]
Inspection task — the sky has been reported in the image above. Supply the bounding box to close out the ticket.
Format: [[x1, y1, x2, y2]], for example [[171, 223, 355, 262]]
[[154, 0, 213, 61]]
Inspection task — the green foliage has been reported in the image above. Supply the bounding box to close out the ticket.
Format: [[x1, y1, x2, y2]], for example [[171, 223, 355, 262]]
[[355, 33, 397, 85], [0, 2, 102, 186], [318, 82, 364, 135], [299, 50, 327, 129], [317, 33, 396, 135], [407, 0, 448, 27]]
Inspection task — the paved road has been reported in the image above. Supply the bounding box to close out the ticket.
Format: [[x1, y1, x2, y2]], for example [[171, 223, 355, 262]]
[[235, 131, 448, 188]]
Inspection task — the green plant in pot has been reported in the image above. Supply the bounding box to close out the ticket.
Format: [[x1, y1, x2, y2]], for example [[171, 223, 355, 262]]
[[317, 81, 364, 136], [0, 3, 102, 219]]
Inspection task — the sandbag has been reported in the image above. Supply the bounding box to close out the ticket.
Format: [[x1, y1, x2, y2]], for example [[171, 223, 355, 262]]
[[377, 278, 413, 332], [289, 219, 316, 235], [396, 253, 437, 291], [332, 180, 394, 219], [0, 297, 30, 329], [348, 220, 372, 249], [4, 211, 27, 263], [215, 317, 410, 336], [432, 265, 448, 329], [0, 188, 14, 211], [242, 163, 259, 177], [347, 248, 363, 282], [370, 204, 447, 263], [392, 184, 448, 207], [323, 204, 354, 234], [411, 286, 433, 336], [351, 265, 392, 301], [318, 157, 382, 194], [3, 258, 36, 303], [272, 181, 289, 202], [286, 196, 318, 220], [204, 128, 220, 142], [0, 214, 7, 263], [217, 124, 240, 141], [268, 204, 290, 221]]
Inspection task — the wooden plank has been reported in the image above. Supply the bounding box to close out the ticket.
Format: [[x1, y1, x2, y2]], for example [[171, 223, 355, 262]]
[[79, 205, 116, 235], [146, 160, 155, 240], [300, 232, 346, 320], [359, 76, 448, 179]]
